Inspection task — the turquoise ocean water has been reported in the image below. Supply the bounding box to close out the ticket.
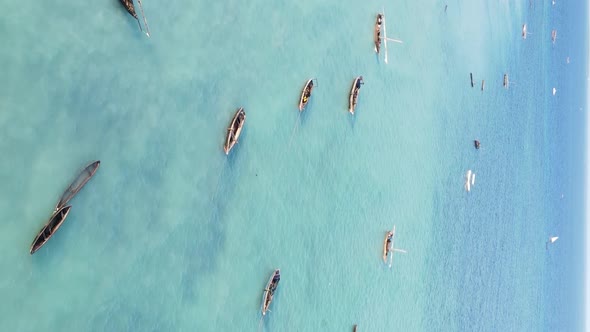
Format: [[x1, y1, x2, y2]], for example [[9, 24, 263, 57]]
[[0, 0, 586, 331]]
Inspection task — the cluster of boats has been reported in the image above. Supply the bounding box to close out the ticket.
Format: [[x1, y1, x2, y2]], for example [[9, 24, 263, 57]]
[[223, 76, 364, 155], [29, 161, 100, 254]]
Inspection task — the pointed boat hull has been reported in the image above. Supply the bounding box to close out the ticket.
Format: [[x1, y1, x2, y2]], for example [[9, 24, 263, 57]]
[[382, 231, 393, 263], [261, 269, 280, 316], [349, 76, 363, 114], [224, 108, 246, 155], [298, 79, 314, 111], [119, 0, 139, 19], [374, 14, 383, 54], [56, 160, 100, 211], [30, 205, 72, 254]]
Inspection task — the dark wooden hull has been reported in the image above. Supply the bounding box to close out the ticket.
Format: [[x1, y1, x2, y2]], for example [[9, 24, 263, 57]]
[[374, 14, 383, 54], [224, 108, 246, 155], [298, 79, 314, 111], [56, 160, 100, 211], [119, 0, 139, 19], [30, 205, 72, 254], [261, 269, 280, 316], [349, 76, 363, 114]]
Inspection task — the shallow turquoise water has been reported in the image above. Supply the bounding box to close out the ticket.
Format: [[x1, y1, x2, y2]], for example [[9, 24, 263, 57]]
[[0, 0, 586, 331]]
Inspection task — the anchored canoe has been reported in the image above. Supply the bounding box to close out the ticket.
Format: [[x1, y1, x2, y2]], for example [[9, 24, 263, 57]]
[[30, 205, 72, 254], [224, 107, 246, 155], [349, 76, 364, 114], [55, 160, 100, 211], [382, 230, 393, 263], [374, 14, 383, 53], [298, 79, 314, 111], [261, 269, 281, 316]]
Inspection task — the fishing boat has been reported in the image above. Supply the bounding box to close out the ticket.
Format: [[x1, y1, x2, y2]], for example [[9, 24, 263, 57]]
[[470, 73, 474, 87], [382, 225, 406, 267], [298, 79, 315, 111], [55, 160, 100, 211], [474, 140, 480, 149], [374, 14, 383, 53], [349, 76, 364, 114], [353, 324, 358, 332], [375, 9, 403, 64], [119, 0, 151, 37], [481, 80, 485, 91], [224, 107, 246, 155], [261, 269, 281, 316], [30, 205, 72, 254], [382, 230, 393, 263], [522, 24, 529, 39], [503, 74, 509, 89], [552, 87, 557, 96], [551, 30, 557, 44]]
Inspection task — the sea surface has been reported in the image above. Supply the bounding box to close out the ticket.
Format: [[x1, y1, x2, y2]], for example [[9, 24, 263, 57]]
[[0, 0, 587, 331]]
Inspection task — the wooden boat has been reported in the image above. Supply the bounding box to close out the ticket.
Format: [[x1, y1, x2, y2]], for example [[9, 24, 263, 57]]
[[481, 80, 485, 91], [382, 230, 393, 263], [119, 0, 150, 36], [470, 73, 474, 87], [298, 79, 315, 111], [503, 74, 509, 88], [224, 107, 246, 155], [30, 205, 72, 254], [55, 160, 100, 211], [349, 76, 364, 114], [374, 14, 383, 53], [261, 269, 281, 316], [382, 225, 407, 267], [474, 140, 480, 149]]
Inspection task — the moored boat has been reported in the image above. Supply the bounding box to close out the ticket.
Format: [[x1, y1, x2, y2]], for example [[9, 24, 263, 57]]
[[374, 14, 383, 53], [224, 107, 246, 155], [55, 160, 100, 211], [382, 230, 393, 263], [349, 76, 364, 114], [299, 79, 315, 111], [30, 205, 72, 254], [261, 269, 281, 316]]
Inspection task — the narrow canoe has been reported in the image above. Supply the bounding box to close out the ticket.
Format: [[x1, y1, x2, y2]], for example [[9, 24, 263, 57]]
[[349, 76, 364, 114], [382, 231, 393, 263], [298, 79, 314, 112], [261, 269, 281, 316], [55, 160, 100, 211], [30, 205, 72, 255], [224, 108, 246, 155], [374, 14, 383, 53]]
